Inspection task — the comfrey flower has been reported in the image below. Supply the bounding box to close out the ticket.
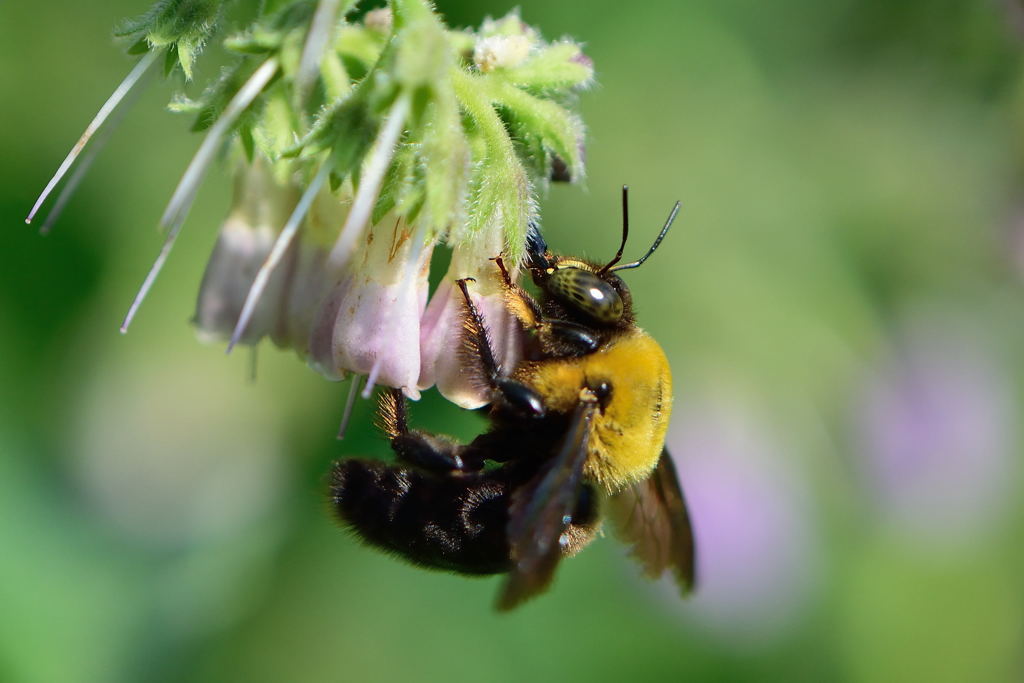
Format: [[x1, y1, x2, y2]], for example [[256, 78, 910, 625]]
[[194, 158, 301, 346], [272, 182, 349, 356], [308, 212, 435, 395], [30, 0, 594, 405], [418, 230, 524, 408]]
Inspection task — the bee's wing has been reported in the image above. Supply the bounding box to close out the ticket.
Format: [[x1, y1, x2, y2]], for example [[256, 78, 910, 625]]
[[497, 400, 597, 611], [607, 448, 696, 593]]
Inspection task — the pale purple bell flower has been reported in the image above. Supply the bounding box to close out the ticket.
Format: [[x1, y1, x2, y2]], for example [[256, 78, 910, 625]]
[[853, 322, 1015, 544], [418, 243, 522, 409], [308, 215, 435, 398], [271, 184, 349, 357], [194, 160, 300, 345], [665, 395, 818, 643]]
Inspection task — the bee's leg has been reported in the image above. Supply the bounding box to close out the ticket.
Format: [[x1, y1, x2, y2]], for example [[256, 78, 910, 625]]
[[491, 256, 545, 331], [488, 258, 598, 356], [377, 389, 478, 472], [491, 256, 514, 288], [544, 320, 601, 355], [456, 278, 545, 418]]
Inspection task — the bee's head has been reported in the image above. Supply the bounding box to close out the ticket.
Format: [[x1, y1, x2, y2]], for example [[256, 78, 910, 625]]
[[527, 187, 681, 327]]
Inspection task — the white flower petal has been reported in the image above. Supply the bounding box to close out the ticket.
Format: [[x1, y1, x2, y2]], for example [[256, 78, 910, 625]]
[[308, 216, 433, 396], [418, 253, 521, 408], [194, 161, 300, 345]]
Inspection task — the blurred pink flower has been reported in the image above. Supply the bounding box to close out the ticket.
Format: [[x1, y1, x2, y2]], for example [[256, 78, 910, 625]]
[[853, 322, 1015, 543], [665, 395, 818, 643]]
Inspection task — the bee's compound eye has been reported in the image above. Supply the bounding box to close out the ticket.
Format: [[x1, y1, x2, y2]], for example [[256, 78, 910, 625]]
[[548, 268, 624, 323]]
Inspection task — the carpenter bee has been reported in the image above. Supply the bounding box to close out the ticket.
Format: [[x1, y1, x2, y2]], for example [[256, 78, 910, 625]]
[[330, 187, 695, 610]]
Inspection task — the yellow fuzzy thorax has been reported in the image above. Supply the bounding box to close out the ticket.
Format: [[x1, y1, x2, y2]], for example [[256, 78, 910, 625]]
[[515, 329, 673, 492]]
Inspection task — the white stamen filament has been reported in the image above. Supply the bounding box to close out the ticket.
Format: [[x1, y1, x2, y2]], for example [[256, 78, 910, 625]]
[[120, 58, 279, 334], [327, 92, 412, 271], [38, 82, 139, 235], [160, 58, 280, 232], [296, 0, 342, 107], [361, 374, 377, 401], [337, 375, 363, 439], [26, 50, 159, 224], [226, 160, 331, 353]]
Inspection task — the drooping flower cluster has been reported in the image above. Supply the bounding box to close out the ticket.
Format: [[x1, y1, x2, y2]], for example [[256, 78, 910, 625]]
[[30, 0, 593, 408]]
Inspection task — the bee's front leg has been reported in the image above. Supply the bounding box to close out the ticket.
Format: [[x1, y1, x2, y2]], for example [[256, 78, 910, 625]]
[[543, 320, 601, 355], [488, 257, 599, 356], [456, 278, 546, 418]]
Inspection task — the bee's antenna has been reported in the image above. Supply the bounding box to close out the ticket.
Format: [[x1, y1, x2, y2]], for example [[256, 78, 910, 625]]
[[598, 185, 630, 275], [608, 200, 681, 272]]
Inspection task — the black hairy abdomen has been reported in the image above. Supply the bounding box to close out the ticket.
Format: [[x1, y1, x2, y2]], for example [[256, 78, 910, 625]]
[[329, 459, 512, 575]]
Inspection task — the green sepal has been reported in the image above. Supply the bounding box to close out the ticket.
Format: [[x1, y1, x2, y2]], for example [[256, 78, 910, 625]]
[[417, 81, 468, 238], [127, 38, 150, 55], [239, 125, 256, 162], [163, 46, 179, 77], [223, 27, 282, 54], [277, 24, 307, 81], [252, 86, 299, 161], [390, 0, 450, 92], [187, 63, 247, 132], [335, 24, 388, 71], [501, 43, 594, 92], [320, 51, 351, 103], [504, 118, 551, 185], [294, 71, 381, 161], [490, 81, 584, 184], [372, 141, 414, 224], [115, 0, 223, 80], [452, 70, 534, 262], [329, 170, 344, 192]]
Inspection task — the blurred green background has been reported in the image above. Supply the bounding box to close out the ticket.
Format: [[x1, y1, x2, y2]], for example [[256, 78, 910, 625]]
[[3, 0, 1024, 681]]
